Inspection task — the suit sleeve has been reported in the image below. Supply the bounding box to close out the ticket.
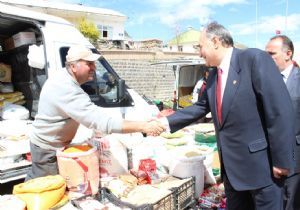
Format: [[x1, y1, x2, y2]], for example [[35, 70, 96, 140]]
[[166, 88, 210, 133], [251, 50, 296, 169]]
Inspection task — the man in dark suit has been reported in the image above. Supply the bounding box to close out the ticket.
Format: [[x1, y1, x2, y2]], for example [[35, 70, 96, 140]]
[[162, 22, 296, 210], [266, 35, 300, 210]]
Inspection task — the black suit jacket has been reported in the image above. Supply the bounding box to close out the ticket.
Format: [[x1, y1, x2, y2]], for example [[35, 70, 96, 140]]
[[167, 48, 296, 191]]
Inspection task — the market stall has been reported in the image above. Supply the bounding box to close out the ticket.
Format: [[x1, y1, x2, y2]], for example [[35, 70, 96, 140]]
[[0, 122, 223, 209]]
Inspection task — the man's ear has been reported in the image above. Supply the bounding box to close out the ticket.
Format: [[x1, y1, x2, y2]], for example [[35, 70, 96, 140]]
[[69, 63, 78, 73], [285, 50, 292, 61], [286, 50, 293, 60], [212, 37, 220, 49]]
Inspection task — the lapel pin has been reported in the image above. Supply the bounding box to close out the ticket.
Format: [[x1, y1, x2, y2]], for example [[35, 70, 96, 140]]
[[233, 80, 237, 85]]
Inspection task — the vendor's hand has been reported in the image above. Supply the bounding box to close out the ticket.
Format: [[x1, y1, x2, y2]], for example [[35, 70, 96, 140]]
[[273, 166, 289, 178], [142, 119, 165, 136]]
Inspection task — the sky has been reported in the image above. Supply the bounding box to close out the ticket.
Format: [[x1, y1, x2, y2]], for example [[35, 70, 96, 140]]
[[48, 0, 300, 54]]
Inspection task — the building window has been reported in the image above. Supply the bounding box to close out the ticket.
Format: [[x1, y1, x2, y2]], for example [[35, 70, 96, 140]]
[[178, 46, 183, 52], [97, 25, 113, 40]]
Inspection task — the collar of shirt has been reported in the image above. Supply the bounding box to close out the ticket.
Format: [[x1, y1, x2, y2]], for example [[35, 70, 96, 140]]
[[281, 63, 293, 83], [218, 47, 233, 99]]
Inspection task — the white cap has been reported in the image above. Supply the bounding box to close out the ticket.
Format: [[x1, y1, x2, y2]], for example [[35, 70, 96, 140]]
[[66, 45, 100, 62]]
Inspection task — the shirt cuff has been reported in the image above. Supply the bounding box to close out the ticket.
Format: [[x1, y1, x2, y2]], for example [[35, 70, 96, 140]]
[[159, 117, 170, 133]]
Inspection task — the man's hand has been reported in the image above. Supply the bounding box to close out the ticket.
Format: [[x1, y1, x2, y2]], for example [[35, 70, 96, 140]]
[[273, 166, 289, 178], [142, 119, 166, 136]]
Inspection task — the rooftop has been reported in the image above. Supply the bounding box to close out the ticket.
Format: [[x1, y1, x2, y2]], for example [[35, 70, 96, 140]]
[[0, 0, 126, 18]]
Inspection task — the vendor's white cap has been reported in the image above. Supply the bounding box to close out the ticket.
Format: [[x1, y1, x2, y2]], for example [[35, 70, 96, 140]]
[[66, 45, 100, 62]]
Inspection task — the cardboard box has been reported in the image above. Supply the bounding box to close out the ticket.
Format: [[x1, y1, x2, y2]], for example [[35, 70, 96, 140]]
[[4, 37, 15, 50], [13, 32, 36, 48]]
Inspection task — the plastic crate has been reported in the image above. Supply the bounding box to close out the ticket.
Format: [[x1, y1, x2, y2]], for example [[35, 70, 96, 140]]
[[171, 177, 196, 210], [98, 187, 175, 210], [98, 177, 195, 210]]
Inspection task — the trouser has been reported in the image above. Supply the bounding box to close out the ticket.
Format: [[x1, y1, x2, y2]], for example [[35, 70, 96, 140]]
[[25, 142, 58, 181], [224, 174, 284, 210], [283, 173, 300, 210]]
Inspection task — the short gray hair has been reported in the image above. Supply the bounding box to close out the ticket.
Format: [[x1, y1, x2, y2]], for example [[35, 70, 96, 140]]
[[65, 61, 78, 70], [204, 21, 233, 47], [269, 35, 294, 59]]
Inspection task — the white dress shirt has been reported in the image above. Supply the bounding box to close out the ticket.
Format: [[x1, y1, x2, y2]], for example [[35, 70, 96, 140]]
[[218, 47, 233, 101], [281, 63, 293, 83]]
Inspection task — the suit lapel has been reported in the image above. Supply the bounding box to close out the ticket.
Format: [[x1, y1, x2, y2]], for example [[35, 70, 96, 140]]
[[221, 49, 241, 127]]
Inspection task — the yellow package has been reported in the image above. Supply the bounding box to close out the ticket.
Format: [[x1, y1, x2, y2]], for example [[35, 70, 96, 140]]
[[13, 175, 66, 210], [0, 91, 23, 99], [64, 145, 92, 153]]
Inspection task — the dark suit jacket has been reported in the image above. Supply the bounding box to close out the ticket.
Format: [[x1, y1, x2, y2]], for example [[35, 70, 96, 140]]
[[167, 48, 296, 191], [286, 66, 300, 173]]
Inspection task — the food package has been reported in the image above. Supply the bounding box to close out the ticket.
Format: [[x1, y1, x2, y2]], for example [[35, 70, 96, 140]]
[[106, 178, 136, 198], [168, 148, 205, 197], [0, 92, 25, 108], [178, 95, 193, 108], [49, 194, 69, 210], [27, 44, 45, 69], [129, 169, 149, 185], [88, 136, 128, 178], [160, 130, 184, 139], [121, 185, 172, 206], [0, 91, 23, 99], [13, 175, 66, 210], [0, 195, 26, 210], [0, 63, 12, 83], [138, 158, 159, 184], [71, 195, 107, 210], [1, 103, 29, 120], [57, 144, 100, 195], [0, 82, 14, 93], [199, 183, 226, 209]]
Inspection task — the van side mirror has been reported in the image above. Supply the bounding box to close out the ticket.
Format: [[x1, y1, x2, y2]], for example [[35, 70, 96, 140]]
[[117, 79, 125, 101]]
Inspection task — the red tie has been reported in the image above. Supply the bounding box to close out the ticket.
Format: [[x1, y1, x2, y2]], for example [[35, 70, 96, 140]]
[[199, 80, 206, 96], [216, 68, 223, 124]]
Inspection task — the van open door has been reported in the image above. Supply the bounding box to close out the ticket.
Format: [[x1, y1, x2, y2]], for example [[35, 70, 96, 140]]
[[151, 59, 207, 110]]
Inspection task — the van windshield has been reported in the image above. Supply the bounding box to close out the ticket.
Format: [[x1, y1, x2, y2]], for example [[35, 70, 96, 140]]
[[82, 59, 118, 103]]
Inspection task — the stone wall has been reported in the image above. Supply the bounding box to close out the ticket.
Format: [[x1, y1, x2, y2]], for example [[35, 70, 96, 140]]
[[101, 50, 198, 101]]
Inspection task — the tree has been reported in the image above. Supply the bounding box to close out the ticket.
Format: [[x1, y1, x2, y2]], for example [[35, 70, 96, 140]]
[[78, 18, 99, 45]]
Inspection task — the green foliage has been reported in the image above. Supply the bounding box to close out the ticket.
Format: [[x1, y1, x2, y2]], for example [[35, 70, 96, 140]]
[[78, 18, 100, 44]]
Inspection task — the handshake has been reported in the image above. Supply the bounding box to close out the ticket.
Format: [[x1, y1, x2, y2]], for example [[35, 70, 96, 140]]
[[140, 118, 168, 137]]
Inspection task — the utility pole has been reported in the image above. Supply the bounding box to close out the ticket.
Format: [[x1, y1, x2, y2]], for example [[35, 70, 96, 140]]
[[285, 0, 288, 34], [255, 0, 258, 48]]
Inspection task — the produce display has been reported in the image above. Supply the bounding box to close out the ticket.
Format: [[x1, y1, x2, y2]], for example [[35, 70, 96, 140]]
[[1, 122, 222, 209]]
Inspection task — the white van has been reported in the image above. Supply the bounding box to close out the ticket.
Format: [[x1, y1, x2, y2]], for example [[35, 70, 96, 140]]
[[0, 2, 159, 183], [0, 3, 158, 123]]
